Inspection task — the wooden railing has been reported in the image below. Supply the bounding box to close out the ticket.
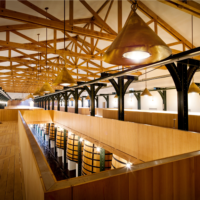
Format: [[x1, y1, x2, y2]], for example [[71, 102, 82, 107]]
[[18, 110, 200, 200]]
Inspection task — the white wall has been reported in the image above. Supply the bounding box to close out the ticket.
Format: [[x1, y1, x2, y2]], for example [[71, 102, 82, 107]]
[[80, 69, 200, 113]]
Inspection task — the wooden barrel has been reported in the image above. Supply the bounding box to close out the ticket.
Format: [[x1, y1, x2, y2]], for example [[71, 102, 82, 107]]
[[49, 123, 56, 141], [67, 133, 84, 162], [56, 127, 67, 149], [82, 140, 112, 176], [111, 154, 127, 169], [45, 123, 50, 135]]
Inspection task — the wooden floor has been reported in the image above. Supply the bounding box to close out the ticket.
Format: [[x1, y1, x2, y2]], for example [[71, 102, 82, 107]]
[[0, 121, 25, 200]]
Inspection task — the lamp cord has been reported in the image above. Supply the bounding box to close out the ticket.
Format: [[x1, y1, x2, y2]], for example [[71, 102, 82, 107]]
[[131, 0, 138, 12], [37, 34, 40, 86], [45, 7, 48, 82]]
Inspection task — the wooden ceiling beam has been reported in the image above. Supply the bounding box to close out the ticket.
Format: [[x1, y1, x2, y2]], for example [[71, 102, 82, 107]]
[[135, 0, 195, 49], [80, 0, 117, 35], [0, 8, 116, 40], [158, 0, 200, 18], [0, 40, 102, 60]]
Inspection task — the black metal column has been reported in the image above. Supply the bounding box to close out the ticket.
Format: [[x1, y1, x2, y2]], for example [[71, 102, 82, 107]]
[[177, 63, 188, 130], [64, 129, 67, 169], [96, 96, 98, 108], [64, 91, 68, 112], [57, 97, 60, 111], [42, 99, 44, 108], [75, 88, 78, 114], [118, 77, 124, 121], [78, 136, 82, 176], [52, 96, 54, 110], [107, 95, 109, 108], [90, 85, 95, 116], [48, 98, 50, 110], [81, 97, 84, 107], [44, 98, 46, 110], [134, 92, 141, 110]]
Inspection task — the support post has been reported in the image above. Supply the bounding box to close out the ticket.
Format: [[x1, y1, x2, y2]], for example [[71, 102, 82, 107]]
[[157, 90, 167, 111], [118, 77, 124, 120], [64, 129, 67, 169], [166, 59, 199, 130], [100, 148, 105, 172], [44, 98, 46, 110], [134, 92, 141, 110], [78, 136, 82, 176], [75, 88, 78, 114], [81, 97, 84, 107], [57, 96, 60, 111], [54, 127, 57, 157], [90, 85, 95, 116], [52, 96, 54, 110], [95, 96, 98, 108], [64, 91, 68, 112], [48, 98, 50, 110]]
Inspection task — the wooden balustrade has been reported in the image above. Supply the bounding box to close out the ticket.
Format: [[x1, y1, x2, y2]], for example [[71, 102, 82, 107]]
[[18, 110, 200, 199]]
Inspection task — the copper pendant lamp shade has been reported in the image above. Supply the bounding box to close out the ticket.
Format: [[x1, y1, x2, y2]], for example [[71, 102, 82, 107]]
[[78, 97, 81, 101], [53, 66, 76, 86], [33, 88, 43, 97], [103, 12, 171, 65], [86, 95, 90, 100], [188, 82, 200, 94], [70, 97, 74, 101], [141, 88, 152, 96], [40, 82, 54, 94], [114, 94, 118, 98]]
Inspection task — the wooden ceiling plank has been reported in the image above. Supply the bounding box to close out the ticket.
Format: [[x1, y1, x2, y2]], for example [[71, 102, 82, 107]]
[[0, 8, 116, 40]]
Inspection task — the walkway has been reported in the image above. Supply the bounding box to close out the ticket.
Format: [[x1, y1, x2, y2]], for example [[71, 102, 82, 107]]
[[0, 121, 25, 200]]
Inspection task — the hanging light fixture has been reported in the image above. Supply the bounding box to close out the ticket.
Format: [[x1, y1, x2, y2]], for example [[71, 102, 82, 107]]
[[188, 81, 200, 94], [70, 97, 74, 101], [188, 15, 200, 94], [40, 7, 55, 94], [114, 94, 118, 98], [78, 97, 81, 101], [86, 95, 90, 100], [33, 34, 44, 97], [27, 93, 34, 99], [141, 69, 152, 97], [53, 0, 76, 87], [103, 0, 171, 65]]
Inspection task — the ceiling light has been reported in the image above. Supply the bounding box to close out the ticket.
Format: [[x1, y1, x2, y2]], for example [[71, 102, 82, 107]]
[[70, 97, 74, 101], [53, 0, 76, 87], [103, 0, 171, 65], [80, 138, 83, 142], [188, 82, 200, 94], [53, 67, 76, 86], [126, 162, 132, 169], [141, 69, 152, 97], [78, 97, 81, 101], [114, 94, 118, 98], [86, 95, 90, 100], [141, 88, 152, 97], [26, 93, 34, 99], [40, 82, 54, 93], [96, 147, 101, 152]]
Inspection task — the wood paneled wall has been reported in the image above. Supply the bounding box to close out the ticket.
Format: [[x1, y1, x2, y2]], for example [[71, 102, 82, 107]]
[[18, 110, 200, 200], [52, 111, 200, 162], [18, 113, 46, 200], [22, 110, 53, 124], [46, 153, 200, 200], [103, 109, 200, 132]]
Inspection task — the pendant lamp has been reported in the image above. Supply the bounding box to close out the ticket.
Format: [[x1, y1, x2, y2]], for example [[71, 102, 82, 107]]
[[103, 0, 171, 65], [70, 97, 74, 101], [114, 94, 118, 98], [27, 93, 34, 99], [33, 88, 44, 97], [188, 81, 200, 94], [141, 69, 152, 97], [53, 0, 76, 86], [78, 97, 81, 101], [86, 95, 90, 100], [40, 82, 54, 94], [40, 7, 54, 94]]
